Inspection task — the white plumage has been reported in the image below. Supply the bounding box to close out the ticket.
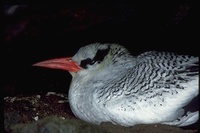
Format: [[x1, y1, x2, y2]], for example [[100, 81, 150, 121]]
[[34, 43, 199, 127]]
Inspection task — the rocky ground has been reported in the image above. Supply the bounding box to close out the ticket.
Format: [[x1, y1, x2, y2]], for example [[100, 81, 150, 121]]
[[4, 92, 198, 133]]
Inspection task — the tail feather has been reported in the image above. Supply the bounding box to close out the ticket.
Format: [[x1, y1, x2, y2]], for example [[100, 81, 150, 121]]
[[182, 95, 199, 114]]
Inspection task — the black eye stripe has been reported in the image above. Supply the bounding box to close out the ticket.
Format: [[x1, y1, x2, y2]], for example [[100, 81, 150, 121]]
[[80, 46, 110, 69], [80, 58, 95, 69], [93, 46, 110, 63]]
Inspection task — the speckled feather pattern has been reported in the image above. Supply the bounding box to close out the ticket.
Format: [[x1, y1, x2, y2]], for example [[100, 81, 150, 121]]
[[68, 43, 199, 127]]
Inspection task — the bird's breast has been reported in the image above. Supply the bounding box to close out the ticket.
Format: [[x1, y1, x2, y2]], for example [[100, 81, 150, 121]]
[[68, 81, 109, 124]]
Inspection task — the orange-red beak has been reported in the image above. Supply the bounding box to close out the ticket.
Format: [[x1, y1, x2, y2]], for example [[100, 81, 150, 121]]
[[33, 57, 82, 73]]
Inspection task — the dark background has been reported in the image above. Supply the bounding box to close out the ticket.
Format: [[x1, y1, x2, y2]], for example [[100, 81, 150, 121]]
[[3, 2, 198, 96]]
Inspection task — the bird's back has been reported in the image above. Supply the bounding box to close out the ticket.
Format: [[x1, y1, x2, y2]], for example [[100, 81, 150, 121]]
[[95, 51, 198, 127]]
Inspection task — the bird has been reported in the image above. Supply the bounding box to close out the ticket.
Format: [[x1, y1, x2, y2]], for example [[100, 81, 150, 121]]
[[33, 43, 199, 127]]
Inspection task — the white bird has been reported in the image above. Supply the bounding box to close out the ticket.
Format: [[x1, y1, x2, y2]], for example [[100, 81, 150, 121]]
[[33, 43, 199, 127]]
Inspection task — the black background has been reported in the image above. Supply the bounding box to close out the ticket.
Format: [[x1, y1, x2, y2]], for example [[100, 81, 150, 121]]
[[3, 2, 198, 96]]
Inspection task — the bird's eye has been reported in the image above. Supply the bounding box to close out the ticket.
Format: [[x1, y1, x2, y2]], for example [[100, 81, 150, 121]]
[[80, 58, 95, 69]]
